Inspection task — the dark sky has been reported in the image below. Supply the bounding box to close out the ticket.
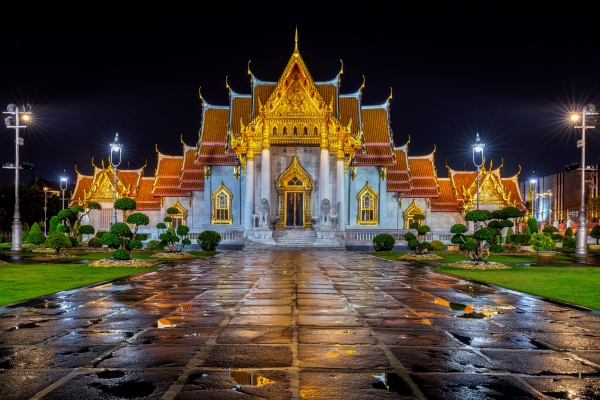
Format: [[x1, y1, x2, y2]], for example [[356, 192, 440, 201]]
[[1, 7, 599, 191]]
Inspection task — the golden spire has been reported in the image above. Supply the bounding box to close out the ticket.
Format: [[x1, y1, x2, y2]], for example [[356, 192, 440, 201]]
[[180, 134, 185, 145], [339, 59, 344, 75], [433, 144, 436, 154], [198, 86, 203, 100], [155, 143, 159, 153], [359, 75, 365, 96], [91, 157, 96, 169], [226, 75, 229, 89], [388, 87, 393, 101], [74, 164, 79, 175], [247, 60, 252, 75], [293, 26, 299, 57]]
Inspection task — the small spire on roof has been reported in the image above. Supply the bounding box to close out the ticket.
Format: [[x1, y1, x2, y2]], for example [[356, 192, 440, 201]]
[[433, 144, 436, 154], [294, 26, 299, 57], [360, 75, 365, 96], [198, 86, 203, 100], [388, 87, 393, 101], [247, 60, 252, 75], [339, 59, 344, 76], [155, 144, 159, 154], [91, 157, 96, 169]]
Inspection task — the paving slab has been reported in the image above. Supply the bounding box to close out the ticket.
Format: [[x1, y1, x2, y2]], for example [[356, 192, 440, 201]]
[[0, 249, 599, 399]]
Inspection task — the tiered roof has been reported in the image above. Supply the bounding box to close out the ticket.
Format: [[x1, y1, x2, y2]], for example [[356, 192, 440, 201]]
[[152, 149, 186, 197]]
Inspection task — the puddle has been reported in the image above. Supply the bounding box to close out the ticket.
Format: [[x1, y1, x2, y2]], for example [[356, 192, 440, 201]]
[[32, 302, 61, 309], [229, 370, 274, 387], [0, 360, 14, 369], [370, 373, 414, 395], [97, 370, 126, 379], [90, 380, 155, 398], [5, 320, 48, 331]]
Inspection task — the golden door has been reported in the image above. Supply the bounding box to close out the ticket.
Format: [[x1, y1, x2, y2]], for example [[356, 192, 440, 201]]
[[285, 192, 304, 227]]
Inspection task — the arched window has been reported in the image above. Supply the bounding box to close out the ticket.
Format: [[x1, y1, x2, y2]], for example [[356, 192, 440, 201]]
[[357, 182, 378, 225], [211, 182, 233, 224], [303, 126, 308, 135], [293, 126, 298, 135], [273, 127, 277, 136], [166, 199, 188, 228], [314, 126, 318, 136], [403, 200, 425, 229], [283, 126, 287, 136]]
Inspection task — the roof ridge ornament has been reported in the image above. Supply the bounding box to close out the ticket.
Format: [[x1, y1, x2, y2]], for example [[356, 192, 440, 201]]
[[294, 26, 299, 57], [360, 75, 365, 97]]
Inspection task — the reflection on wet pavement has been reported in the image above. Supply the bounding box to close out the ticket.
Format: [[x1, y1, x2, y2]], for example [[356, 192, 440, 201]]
[[0, 249, 599, 399]]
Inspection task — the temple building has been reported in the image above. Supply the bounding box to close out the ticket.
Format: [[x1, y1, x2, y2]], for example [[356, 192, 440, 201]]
[[70, 32, 526, 249]]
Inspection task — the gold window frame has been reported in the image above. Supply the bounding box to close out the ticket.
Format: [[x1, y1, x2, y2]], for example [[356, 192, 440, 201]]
[[357, 182, 378, 225], [211, 181, 233, 224], [403, 199, 425, 229]]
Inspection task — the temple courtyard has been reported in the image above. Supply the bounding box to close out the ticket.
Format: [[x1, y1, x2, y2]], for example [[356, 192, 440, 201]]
[[0, 249, 599, 399]]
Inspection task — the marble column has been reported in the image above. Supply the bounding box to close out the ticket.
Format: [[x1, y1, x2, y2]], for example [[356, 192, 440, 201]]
[[244, 157, 255, 232], [336, 158, 345, 231], [260, 149, 271, 218], [320, 149, 330, 207]]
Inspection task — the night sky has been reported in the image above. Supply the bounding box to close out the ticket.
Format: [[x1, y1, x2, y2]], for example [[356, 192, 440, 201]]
[[1, 7, 599, 192]]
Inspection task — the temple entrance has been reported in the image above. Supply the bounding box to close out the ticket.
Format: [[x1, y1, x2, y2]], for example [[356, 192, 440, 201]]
[[286, 192, 304, 227], [276, 157, 314, 230]]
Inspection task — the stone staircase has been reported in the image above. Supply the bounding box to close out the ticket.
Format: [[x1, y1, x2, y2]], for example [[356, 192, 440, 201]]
[[244, 228, 345, 250]]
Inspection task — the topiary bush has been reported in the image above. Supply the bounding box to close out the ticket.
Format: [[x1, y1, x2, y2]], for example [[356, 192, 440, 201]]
[[429, 240, 445, 251], [26, 222, 46, 247], [0, 235, 5, 243], [112, 249, 130, 260], [529, 232, 556, 251], [489, 244, 503, 253], [136, 233, 149, 241], [95, 231, 107, 239], [88, 237, 102, 247], [373, 233, 395, 252], [146, 240, 164, 250], [565, 227, 574, 237], [420, 241, 432, 251], [198, 230, 222, 251], [67, 236, 78, 247], [44, 232, 72, 255]]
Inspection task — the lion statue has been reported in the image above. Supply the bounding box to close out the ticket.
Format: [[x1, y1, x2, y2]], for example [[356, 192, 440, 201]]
[[258, 198, 270, 227], [320, 198, 331, 227]]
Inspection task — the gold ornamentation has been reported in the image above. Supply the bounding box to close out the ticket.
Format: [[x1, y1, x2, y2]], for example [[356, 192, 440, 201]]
[[211, 181, 233, 224], [275, 157, 314, 230], [357, 182, 379, 225], [404, 200, 425, 229]]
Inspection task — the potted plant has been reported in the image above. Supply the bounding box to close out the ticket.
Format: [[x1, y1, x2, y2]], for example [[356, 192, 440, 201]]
[[529, 232, 556, 261]]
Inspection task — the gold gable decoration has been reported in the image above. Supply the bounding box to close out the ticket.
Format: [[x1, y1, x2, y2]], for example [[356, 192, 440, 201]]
[[231, 35, 360, 175], [461, 164, 517, 211], [404, 200, 425, 229], [82, 164, 131, 205]]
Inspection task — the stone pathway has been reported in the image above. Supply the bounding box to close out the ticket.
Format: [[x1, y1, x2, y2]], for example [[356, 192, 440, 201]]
[[0, 250, 599, 399]]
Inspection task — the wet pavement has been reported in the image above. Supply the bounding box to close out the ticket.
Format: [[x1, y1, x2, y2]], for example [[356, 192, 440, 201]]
[[0, 250, 599, 399]]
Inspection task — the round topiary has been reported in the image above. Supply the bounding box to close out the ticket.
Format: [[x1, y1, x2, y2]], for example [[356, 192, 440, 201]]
[[68, 236, 78, 247], [112, 249, 130, 260], [88, 237, 102, 247], [420, 241, 432, 251], [197, 230, 222, 251], [373, 233, 395, 252], [429, 240, 445, 251], [489, 244, 503, 253], [146, 240, 164, 250]]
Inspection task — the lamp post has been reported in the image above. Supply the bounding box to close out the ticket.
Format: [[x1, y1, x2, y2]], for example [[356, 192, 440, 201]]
[[571, 104, 598, 257], [3, 103, 32, 251], [43, 187, 48, 236], [472, 133, 485, 230], [60, 175, 68, 210], [109, 133, 123, 225], [535, 190, 552, 226], [530, 175, 537, 219]]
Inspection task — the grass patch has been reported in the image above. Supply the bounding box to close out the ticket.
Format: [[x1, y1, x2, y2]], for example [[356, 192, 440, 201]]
[[370, 251, 600, 311], [0, 263, 162, 306]]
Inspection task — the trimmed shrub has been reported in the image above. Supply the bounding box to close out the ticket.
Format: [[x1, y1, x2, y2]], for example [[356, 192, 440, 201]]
[[44, 232, 72, 255], [128, 239, 143, 251], [88, 237, 102, 247], [420, 241, 432, 251], [565, 227, 574, 237], [551, 233, 564, 242], [0, 236, 5, 243], [146, 240, 164, 250], [509, 234, 531, 245], [112, 249, 130, 260], [197, 230, 222, 251], [26, 222, 46, 247], [542, 225, 559, 236], [136, 233, 149, 241], [373, 233, 395, 252], [49, 216, 60, 234], [429, 240, 446, 251], [489, 244, 503, 253], [57, 225, 69, 233], [530, 232, 556, 251], [527, 218, 538, 234], [68, 236, 79, 247], [563, 236, 577, 249], [95, 231, 107, 239]]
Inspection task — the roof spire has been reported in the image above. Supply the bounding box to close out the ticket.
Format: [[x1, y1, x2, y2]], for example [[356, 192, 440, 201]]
[[294, 26, 299, 57], [359, 75, 366, 97], [198, 86, 203, 101]]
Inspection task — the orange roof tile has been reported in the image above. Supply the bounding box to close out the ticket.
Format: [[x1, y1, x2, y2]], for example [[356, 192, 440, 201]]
[[70, 175, 93, 206], [231, 96, 252, 134], [316, 83, 337, 118], [362, 107, 391, 143], [339, 96, 360, 135], [253, 83, 276, 117], [136, 178, 160, 210], [408, 158, 435, 177]]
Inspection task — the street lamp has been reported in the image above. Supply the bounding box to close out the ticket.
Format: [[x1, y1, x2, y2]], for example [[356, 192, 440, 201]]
[[3, 103, 32, 251], [43, 187, 48, 236], [571, 104, 598, 257], [472, 133, 485, 230], [109, 133, 123, 225], [60, 175, 68, 210], [530, 175, 537, 219], [535, 190, 552, 226]]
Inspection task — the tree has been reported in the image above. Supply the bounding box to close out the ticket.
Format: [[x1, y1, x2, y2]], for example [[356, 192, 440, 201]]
[[45, 232, 72, 255], [156, 222, 167, 235], [49, 216, 60, 234], [114, 197, 136, 221], [78, 224, 95, 242], [126, 212, 150, 239], [451, 209, 497, 262], [176, 225, 190, 250], [25, 222, 46, 247], [590, 225, 600, 244], [56, 209, 77, 236], [527, 217, 538, 234], [159, 228, 179, 252]]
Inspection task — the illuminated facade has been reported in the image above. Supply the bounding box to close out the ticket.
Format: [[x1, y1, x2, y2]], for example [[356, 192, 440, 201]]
[[70, 33, 525, 249]]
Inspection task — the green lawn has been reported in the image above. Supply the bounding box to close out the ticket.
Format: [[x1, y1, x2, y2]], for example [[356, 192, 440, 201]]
[[0, 250, 220, 306], [371, 251, 600, 311]]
